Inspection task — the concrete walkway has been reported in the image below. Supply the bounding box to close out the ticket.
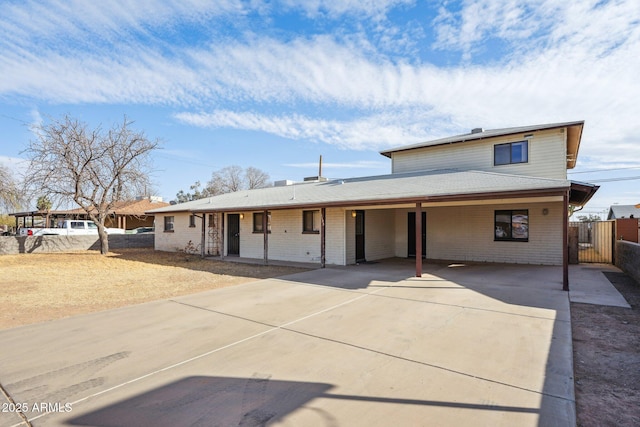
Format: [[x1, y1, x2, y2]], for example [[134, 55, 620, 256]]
[[569, 264, 631, 308], [0, 262, 575, 426]]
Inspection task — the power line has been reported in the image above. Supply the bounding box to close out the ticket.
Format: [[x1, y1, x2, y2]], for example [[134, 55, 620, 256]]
[[569, 166, 640, 174], [588, 175, 640, 183]]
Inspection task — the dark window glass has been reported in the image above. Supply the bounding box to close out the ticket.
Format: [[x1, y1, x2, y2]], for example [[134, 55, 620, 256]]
[[253, 212, 271, 233], [303, 210, 319, 233], [494, 141, 528, 165], [164, 216, 174, 232], [495, 210, 528, 241], [494, 144, 511, 165], [253, 212, 263, 232], [511, 141, 528, 163]]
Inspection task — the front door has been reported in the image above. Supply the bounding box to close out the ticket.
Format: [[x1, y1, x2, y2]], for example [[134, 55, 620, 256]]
[[227, 214, 240, 256], [355, 210, 365, 262], [408, 212, 426, 258]]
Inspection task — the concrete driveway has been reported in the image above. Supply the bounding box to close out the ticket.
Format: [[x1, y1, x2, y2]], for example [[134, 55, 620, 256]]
[[0, 261, 575, 427]]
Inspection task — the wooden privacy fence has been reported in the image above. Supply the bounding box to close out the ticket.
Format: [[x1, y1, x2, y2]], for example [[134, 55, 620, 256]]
[[569, 220, 615, 264]]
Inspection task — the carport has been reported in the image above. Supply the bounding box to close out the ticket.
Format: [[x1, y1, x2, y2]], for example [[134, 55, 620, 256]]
[[0, 261, 575, 426], [158, 172, 599, 293]]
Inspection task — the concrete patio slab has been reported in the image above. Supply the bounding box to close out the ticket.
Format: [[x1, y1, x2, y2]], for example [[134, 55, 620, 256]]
[[0, 262, 575, 427]]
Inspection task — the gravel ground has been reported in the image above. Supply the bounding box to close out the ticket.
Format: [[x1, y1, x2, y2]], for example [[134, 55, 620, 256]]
[[572, 270, 640, 427]]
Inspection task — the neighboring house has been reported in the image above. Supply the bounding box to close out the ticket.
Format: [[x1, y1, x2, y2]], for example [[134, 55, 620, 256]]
[[11, 196, 168, 231], [607, 204, 640, 243], [148, 121, 598, 288], [607, 205, 640, 219]]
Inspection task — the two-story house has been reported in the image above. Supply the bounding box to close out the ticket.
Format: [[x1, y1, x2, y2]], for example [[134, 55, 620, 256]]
[[148, 121, 598, 288]]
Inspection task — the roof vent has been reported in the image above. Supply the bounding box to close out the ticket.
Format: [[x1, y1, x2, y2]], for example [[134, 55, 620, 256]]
[[303, 176, 328, 182], [471, 127, 484, 134], [274, 180, 294, 187]]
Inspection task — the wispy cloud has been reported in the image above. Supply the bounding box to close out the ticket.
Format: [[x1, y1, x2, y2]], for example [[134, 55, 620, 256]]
[[1, 0, 639, 167], [174, 109, 449, 150], [278, 0, 413, 19]]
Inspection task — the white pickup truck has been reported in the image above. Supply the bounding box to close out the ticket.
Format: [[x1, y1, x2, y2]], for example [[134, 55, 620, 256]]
[[19, 220, 126, 236]]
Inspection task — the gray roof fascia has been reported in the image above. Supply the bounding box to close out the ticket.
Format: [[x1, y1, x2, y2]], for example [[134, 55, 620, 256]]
[[380, 121, 585, 158]]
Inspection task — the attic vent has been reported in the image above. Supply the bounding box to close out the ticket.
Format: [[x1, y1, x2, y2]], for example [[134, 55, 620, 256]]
[[471, 127, 484, 134]]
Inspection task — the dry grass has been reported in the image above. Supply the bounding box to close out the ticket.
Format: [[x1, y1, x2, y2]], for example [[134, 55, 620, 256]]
[[0, 249, 308, 330]]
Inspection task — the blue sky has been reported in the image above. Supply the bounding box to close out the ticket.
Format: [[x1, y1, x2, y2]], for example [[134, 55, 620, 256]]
[[1, 0, 639, 218]]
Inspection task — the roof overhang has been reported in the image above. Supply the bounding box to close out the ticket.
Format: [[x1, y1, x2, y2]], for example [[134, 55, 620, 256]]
[[9, 210, 51, 218], [565, 122, 583, 169], [569, 181, 599, 207]]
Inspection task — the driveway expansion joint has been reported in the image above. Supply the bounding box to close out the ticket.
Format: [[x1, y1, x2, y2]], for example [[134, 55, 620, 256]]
[[1, 381, 32, 427]]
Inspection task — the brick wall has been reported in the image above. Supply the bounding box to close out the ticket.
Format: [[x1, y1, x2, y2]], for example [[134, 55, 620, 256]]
[[239, 208, 347, 265], [393, 201, 563, 265], [364, 209, 396, 261], [154, 213, 202, 253]]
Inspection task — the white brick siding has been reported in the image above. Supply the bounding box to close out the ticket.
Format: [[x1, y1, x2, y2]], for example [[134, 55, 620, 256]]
[[364, 209, 396, 261], [393, 202, 563, 265], [325, 208, 346, 265], [392, 128, 567, 179], [154, 213, 202, 252], [345, 210, 356, 265], [155, 203, 562, 266], [238, 208, 347, 265]]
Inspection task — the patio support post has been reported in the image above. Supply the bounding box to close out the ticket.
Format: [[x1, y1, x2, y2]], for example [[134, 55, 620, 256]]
[[200, 213, 206, 258], [220, 213, 225, 259], [416, 202, 422, 277], [263, 209, 268, 265], [320, 208, 326, 268], [563, 191, 569, 291]]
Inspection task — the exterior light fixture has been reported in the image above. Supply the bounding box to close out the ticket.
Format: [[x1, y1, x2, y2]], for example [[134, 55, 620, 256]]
[[351, 210, 357, 218], [239, 213, 244, 219]]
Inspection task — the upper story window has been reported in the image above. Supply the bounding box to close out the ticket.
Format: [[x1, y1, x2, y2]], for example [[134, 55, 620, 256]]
[[494, 141, 528, 165]]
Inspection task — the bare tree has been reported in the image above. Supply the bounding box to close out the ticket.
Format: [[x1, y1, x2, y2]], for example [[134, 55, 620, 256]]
[[24, 115, 160, 254], [245, 166, 270, 190], [206, 165, 270, 196], [0, 164, 21, 213], [210, 165, 244, 195]]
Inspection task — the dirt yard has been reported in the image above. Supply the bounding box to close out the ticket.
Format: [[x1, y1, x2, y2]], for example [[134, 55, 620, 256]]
[[0, 249, 307, 329], [572, 271, 640, 427]]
